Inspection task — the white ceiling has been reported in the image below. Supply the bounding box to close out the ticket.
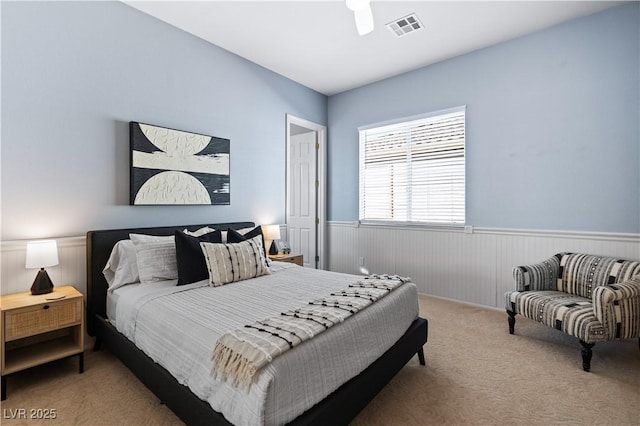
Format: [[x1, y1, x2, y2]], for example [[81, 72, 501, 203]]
[[124, 1, 624, 96]]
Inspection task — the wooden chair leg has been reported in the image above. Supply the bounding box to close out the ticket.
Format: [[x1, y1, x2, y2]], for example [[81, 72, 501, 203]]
[[580, 340, 595, 372], [507, 310, 516, 334]]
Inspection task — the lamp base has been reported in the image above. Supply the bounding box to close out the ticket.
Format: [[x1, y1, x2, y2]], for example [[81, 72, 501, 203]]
[[269, 241, 278, 255], [31, 268, 54, 295]]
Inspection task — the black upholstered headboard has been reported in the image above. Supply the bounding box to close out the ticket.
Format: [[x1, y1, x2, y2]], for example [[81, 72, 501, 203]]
[[86, 221, 255, 336]]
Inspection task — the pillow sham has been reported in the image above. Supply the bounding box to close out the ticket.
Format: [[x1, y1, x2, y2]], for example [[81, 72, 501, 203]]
[[103, 239, 139, 292], [130, 233, 174, 243], [175, 229, 222, 286], [200, 235, 271, 287], [133, 240, 178, 284]]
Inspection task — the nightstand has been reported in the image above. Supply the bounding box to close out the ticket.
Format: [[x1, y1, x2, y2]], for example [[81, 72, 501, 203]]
[[268, 253, 303, 267], [0, 285, 84, 400]]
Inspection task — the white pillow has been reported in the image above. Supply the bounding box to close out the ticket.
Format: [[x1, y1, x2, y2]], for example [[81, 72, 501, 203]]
[[200, 235, 270, 287], [103, 239, 139, 292], [183, 227, 216, 237], [133, 240, 178, 284]]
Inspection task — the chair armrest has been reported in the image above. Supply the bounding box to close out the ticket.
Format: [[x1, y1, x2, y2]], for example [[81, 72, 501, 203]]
[[512, 254, 561, 291], [593, 277, 640, 340]]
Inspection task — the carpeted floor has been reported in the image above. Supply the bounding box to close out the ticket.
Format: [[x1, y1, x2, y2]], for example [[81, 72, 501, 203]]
[[2, 294, 639, 425]]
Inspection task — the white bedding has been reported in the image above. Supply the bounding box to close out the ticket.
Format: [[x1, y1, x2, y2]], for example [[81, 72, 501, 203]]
[[107, 262, 419, 425]]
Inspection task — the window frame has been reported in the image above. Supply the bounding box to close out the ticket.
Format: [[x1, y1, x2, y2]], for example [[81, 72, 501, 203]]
[[358, 105, 466, 228]]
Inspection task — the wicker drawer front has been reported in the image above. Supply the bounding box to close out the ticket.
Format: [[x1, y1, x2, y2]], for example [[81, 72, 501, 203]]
[[5, 299, 81, 341]]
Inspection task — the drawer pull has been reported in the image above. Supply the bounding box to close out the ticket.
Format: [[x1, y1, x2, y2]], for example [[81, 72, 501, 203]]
[[43, 305, 50, 310]]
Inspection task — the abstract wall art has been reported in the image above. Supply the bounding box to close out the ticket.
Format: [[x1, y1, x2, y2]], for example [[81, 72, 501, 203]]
[[130, 122, 230, 205]]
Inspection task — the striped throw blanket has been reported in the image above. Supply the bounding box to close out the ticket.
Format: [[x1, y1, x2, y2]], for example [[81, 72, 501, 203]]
[[211, 274, 410, 388]]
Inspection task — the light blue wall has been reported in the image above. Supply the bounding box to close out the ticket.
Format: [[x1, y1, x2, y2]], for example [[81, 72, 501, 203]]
[[1, 1, 327, 240], [327, 3, 640, 234]]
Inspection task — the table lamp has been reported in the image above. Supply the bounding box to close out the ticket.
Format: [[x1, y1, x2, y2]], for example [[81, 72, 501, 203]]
[[25, 240, 59, 295], [262, 225, 281, 255]]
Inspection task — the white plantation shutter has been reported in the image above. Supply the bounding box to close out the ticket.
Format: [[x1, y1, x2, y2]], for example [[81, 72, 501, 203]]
[[359, 106, 465, 224]]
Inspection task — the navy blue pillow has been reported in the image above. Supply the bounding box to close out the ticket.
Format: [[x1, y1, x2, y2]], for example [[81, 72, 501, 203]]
[[227, 226, 268, 259], [175, 229, 222, 286]]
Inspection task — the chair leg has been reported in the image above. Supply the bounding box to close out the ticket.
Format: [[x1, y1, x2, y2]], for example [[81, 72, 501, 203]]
[[417, 347, 426, 366], [507, 310, 516, 334], [580, 340, 595, 372]]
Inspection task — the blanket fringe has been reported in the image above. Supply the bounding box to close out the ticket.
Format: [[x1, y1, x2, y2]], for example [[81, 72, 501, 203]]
[[211, 341, 257, 388]]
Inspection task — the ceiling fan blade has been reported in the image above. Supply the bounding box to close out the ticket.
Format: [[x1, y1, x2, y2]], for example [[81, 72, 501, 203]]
[[346, 0, 374, 36], [353, 6, 374, 35]]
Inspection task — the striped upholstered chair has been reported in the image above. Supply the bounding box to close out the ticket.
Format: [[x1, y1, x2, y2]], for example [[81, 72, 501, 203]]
[[505, 253, 640, 371]]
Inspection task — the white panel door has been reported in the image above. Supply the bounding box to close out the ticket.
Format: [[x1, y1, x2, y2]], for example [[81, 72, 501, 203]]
[[287, 132, 317, 268]]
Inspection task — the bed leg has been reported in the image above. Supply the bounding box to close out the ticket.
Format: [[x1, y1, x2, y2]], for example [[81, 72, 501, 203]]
[[93, 338, 102, 351], [417, 347, 426, 366]]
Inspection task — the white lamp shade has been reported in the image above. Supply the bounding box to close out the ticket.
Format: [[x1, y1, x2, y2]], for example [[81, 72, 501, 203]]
[[25, 240, 59, 269], [262, 225, 281, 241]]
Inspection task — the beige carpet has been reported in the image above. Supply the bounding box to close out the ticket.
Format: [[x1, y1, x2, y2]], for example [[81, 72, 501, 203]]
[[2, 294, 638, 425]]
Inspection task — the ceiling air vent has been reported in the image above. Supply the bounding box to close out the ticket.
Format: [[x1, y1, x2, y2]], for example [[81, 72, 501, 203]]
[[386, 13, 424, 37]]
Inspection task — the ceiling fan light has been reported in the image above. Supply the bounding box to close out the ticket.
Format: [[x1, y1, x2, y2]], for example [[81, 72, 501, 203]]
[[354, 6, 374, 35]]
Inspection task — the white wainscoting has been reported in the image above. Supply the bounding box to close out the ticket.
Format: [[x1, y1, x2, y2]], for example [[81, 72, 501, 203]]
[[327, 222, 640, 308], [1, 237, 87, 297], [2, 226, 638, 310]]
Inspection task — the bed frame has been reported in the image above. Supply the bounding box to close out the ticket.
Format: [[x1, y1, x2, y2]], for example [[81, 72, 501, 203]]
[[87, 222, 428, 425]]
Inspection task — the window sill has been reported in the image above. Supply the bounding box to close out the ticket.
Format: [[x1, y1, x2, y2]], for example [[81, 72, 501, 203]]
[[358, 220, 465, 231]]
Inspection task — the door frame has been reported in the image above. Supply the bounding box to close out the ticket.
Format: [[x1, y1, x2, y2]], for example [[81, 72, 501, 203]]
[[285, 114, 327, 269]]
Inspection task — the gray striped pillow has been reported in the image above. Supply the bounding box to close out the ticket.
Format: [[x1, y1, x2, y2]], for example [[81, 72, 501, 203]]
[[200, 235, 271, 287]]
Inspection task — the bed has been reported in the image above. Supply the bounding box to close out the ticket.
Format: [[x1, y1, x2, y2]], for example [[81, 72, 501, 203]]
[[87, 222, 428, 425]]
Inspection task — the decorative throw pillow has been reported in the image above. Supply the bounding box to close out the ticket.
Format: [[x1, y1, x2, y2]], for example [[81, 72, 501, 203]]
[[227, 226, 269, 259], [200, 235, 271, 287], [133, 240, 178, 284], [220, 226, 254, 243], [103, 239, 139, 292], [175, 229, 222, 286]]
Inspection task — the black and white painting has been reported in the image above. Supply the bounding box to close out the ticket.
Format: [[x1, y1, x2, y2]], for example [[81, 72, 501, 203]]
[[130, 122, 230, 205]]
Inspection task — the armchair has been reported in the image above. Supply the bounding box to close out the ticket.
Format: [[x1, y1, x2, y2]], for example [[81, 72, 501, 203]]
[[505, 253, 640, 371]]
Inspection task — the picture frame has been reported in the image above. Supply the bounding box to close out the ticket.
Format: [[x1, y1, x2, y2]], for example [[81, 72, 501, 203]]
[[130, 122, 230, 205]]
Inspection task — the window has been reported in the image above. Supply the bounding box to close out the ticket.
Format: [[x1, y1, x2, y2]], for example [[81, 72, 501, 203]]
[[359, 106, 465, 225]]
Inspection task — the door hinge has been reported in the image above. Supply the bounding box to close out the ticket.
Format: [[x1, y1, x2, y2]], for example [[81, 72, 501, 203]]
[[315, 218, 319, 224], [315, 180, 319, 188], [315, 143, 319, 150], [315, 255, 320, 262]]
